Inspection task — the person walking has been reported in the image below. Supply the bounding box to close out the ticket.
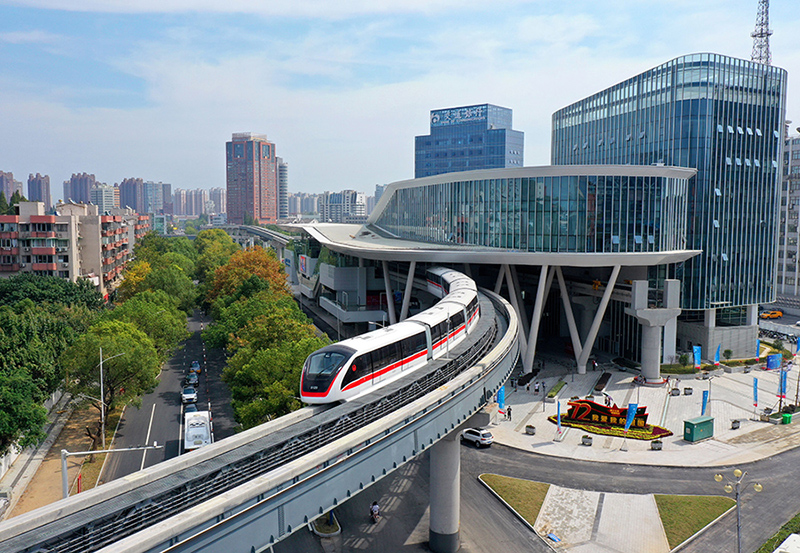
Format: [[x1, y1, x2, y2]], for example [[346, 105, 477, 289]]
[[526, 382, 530, 394], [534, 381, 540, 395], [507, 405, 512, 422]]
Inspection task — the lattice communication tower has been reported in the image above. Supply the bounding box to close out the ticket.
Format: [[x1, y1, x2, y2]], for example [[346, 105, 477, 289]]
[[751, 0, 773, 65]]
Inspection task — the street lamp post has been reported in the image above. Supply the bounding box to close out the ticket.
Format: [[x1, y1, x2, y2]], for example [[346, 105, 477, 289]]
[[714, 468, 763, 553], [61, 442, 163, 498]]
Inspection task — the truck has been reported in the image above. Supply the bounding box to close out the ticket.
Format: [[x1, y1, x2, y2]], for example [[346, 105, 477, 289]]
[[184, 410, 212, 452]]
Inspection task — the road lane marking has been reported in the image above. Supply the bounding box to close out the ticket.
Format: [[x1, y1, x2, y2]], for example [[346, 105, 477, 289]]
[[140, 403, 156, 471]]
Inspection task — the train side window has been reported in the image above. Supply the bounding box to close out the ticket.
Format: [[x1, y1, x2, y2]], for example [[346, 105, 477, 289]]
[[353, 355, 370, 379], [451, 311, 465, 327]]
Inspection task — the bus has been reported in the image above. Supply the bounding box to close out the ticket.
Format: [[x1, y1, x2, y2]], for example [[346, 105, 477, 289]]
[[184, 410, 212, 452]]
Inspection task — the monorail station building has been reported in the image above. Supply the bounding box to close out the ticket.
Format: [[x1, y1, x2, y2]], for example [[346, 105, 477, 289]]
[[295, 53, 787, 381], [298, 164, 699, 383]]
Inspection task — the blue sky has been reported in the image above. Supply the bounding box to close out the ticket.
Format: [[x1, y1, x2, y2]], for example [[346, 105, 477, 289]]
[[1, 1, 799, 196]]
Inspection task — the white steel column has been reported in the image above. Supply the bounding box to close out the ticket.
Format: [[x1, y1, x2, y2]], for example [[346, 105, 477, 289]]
[[382, 260, 397, 325], [399, 261, 417, 321], [510, 265, 530, 340], [576, 266, 621, 374], [493, 266, 505, 294], [555, 267, 583, 361], [429, 432, 460, 553], [522, 265, 551, 373], [503, 264, 528, 359]]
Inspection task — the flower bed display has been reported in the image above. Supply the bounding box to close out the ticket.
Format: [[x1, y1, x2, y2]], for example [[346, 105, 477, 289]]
[[547, 415, 673, 440]]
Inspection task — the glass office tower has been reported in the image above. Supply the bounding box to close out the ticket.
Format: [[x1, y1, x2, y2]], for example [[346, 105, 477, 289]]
[[415, 104, 524, 178], [552, 53, 787, 314]]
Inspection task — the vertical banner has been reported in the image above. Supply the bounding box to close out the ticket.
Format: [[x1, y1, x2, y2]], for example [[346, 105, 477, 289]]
[[497, 386, 505, 411], [701, 390, 709, 416], [693, 345, 702, 369], [796, 340, 800, 355], [557, 400, 562, 433], [714, 345, 720, 366], [756, 339, 761, 358], [624, 403, 638, 433], [753, 377, 759, 407], [779, 369, 788, 399]]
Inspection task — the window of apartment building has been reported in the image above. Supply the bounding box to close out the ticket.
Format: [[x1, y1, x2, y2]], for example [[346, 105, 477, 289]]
[[0, 239, 16, 248], [792, 166, 800, 175], [1, 255, 13, 264], [792, 151, 800, 160]]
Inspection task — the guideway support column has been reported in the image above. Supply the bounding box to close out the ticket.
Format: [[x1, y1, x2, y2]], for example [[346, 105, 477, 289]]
[[624, 280, 681, 384], [429, 432, 460, 553]]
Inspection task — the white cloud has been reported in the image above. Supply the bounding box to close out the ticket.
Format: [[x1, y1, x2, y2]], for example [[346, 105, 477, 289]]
[[0, 29, 62, 44]]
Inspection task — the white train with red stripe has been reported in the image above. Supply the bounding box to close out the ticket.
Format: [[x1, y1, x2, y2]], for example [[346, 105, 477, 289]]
[[300, 268, 480, 404]]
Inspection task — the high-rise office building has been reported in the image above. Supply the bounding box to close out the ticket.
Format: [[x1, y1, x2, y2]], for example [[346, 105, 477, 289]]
[[319, 190, 367, 223], [415, 104, 524, 178], [209, 187, 226, 214], [90, 184, 116, 213], [142, 181, 165, 214], [552, 53, 788, 355], [226, 132, 278, 225], [27, 174, 51, 208], [162, 182, 173, 215], [778, 127, 800, 296], [63, 173, 96, 204], [277, 157, 289, 220]]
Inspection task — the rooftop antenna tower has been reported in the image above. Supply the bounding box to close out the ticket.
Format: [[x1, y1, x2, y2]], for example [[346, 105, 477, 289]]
[[751, 0, 772, 65]]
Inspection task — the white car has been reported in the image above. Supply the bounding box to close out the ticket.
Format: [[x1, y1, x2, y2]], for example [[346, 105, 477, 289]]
[[181, 387, 198, 404], [461, 428, 494, 448]]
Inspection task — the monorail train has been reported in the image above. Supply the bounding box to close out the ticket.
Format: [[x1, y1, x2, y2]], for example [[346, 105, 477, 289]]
[[300, 268, 480, 404]]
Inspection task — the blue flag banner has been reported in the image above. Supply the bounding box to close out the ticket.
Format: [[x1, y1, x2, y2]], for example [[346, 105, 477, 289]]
[[767, 354, 782, 370], [701, 390, 709, 416], [753, 377, 758, 407], [780, 369, 788, 399], [756, 339, 761, 358], [714, 345, 720, 366], [624, 403, 638, 432], [693, 345, 702, 368], [797, 340, 800, 354], [557, 400, 562, 433], [497, 386, 505, 411]]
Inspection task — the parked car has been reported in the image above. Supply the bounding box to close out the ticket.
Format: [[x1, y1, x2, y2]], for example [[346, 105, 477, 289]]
[[181, 387, 198, 404], [760, 310, 783, 319], [461, 428, 494, 448], [184, 372, 199, 387]]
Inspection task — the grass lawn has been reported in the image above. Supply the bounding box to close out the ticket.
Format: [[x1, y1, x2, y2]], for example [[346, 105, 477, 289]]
[[479, 474, 549, 526], [654, 494, 735, 549], [754, 510, 800, 553]]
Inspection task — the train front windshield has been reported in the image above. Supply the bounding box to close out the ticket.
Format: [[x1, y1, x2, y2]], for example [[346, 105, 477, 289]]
[[302, 346, 355, 395]]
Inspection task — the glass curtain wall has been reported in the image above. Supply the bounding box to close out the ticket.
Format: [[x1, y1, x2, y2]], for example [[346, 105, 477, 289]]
[[374, 174, 688, 254]]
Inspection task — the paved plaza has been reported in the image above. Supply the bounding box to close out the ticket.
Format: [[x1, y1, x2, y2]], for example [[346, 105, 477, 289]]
[[487, 353, 800, 551]]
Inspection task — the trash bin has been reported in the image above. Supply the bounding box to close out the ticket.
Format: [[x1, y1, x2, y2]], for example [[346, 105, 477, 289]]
[[782, 413, 792, 425]]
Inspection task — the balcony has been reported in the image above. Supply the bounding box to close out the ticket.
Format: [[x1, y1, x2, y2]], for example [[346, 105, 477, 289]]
[[0, 263, 20, 272], [32, 247, 56, 255], [32, 263, 58, 271]]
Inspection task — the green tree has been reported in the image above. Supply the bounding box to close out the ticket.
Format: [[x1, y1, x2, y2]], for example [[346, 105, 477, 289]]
[[0, 274, 103, 309], [104, 291, 188, 360], [8, 190, 27, 209], [224, 337, 328, 428], [140, 265, 197, 312], [679, 353, 690, 368], [723, 349, 733, 361], [60, 320, 161, 421], [0, 192, 8, 215], [0, 372, 48, 456], [161, 251, 196, 278]]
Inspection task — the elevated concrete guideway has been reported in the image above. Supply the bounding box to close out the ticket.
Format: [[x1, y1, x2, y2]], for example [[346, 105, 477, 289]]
[[0, 292, 518, 553]]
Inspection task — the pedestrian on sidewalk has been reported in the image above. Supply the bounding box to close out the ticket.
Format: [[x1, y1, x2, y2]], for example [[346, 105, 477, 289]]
[[526, 382, 530, 394], [534, 381, 540, 395], [507, 406, 512, 421]]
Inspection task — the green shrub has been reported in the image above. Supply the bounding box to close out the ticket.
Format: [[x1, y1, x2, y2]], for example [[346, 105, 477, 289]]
[[547, 380, 566, 398]]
